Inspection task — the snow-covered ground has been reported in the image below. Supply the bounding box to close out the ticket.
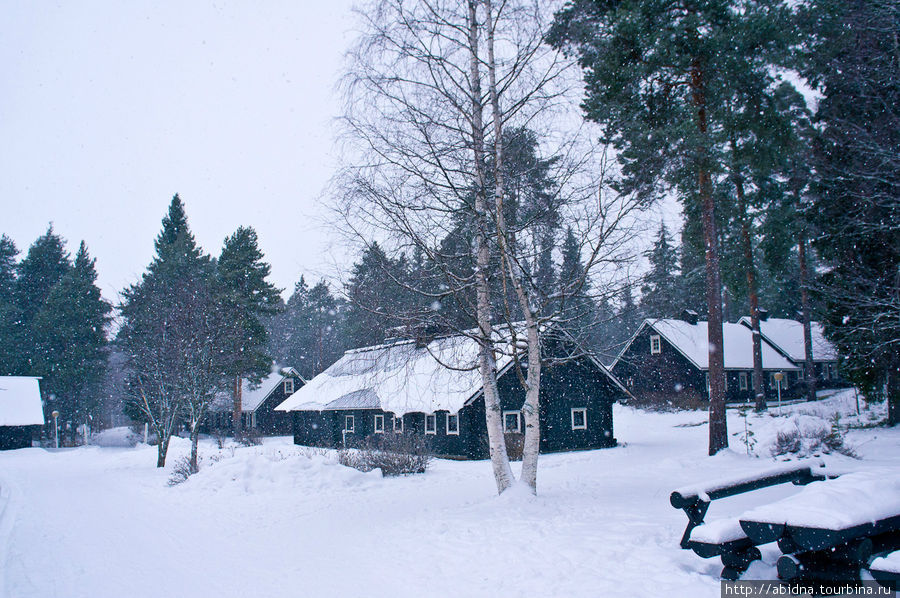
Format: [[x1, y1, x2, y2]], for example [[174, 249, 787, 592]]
[[1, 389, 897, 598]]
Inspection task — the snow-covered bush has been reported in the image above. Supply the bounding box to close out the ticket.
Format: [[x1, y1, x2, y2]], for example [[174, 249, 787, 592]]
[[168, 456, 195, 486], [339, 433, 431, 476], [769, 415, 856, 458]]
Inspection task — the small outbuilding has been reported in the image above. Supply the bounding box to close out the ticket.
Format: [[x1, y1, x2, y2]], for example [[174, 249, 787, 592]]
[[611, 312, 800, 406], [275, 329, 629, 459], [207, 368, 305, 435], [0, 376, 45, 450]]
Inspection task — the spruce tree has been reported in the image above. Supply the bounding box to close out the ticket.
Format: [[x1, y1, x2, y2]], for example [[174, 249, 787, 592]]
[[0, 235, 25, 375], [31, 242, 111, 437], [344, 242, 411, 348], [640, 223, 680, 318], [119, 195, 219, 467]]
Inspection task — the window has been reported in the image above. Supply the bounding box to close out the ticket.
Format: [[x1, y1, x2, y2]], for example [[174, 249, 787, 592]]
[[446, 413, 459, 435], [393, 415, 403, 433], [705, 373, 710, 393], [830, 363, 838, 379], [425, 414, 436, 434], [344, 415, 355, 433], [503, 411, 521, 433], [571, 408, 587, 430], [284, 378, 294, 394], [739, 372, 748, 391], [650, 334, 661, 355], [374, 414, 384, 434]]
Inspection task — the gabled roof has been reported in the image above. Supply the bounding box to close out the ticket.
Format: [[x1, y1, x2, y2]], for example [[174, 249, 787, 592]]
[[737, 317, 838, 363], [0, 376, 45, 426], [212, 367, 303, 413], [276, 326, 628, 416], [614, 319, 799, 372]]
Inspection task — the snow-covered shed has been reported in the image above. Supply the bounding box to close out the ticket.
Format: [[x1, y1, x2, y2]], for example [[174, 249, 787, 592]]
[[207, 368, 305, 435], [276, 329, 629, 458], [0, 376, 45, 450], [611, 313, 800, 406], [737, 317, 843, 386]]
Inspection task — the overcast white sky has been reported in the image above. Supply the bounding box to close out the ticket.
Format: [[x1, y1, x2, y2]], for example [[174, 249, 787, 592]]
[[1, 1, 357, 301]]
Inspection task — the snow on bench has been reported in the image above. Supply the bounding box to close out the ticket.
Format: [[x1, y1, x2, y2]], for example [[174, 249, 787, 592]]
[[869, 550, 900, 588], [739, 469, 900, 550], [670, 461, 828, 580]]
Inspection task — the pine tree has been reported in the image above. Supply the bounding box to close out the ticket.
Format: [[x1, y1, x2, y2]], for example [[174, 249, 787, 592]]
[[31, 242, 111, 437], [549, 0, 794, 453], [558, 227, 597, 340], [217, 226, 281, 437], [0, 235, 26, 375], [801, 0, 900, 424], [640, 223, 680, 318]]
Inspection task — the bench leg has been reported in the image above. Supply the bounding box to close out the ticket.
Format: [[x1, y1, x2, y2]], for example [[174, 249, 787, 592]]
[[679, 501, 710, 549]]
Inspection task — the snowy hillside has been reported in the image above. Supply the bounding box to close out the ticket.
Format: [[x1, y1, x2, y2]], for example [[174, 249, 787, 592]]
[[1, 389, 896, 598]]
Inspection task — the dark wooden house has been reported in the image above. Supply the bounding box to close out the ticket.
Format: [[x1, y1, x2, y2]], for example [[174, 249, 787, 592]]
[[207, 368, 305, 435], [737, 316, 846, 390], [611, 312, 800, 406], [0, 376, 45, 450], [275, 330, 629, 459]]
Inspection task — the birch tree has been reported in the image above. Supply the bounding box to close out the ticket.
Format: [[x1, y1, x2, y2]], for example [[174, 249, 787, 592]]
[[339, 0, 639, 494]]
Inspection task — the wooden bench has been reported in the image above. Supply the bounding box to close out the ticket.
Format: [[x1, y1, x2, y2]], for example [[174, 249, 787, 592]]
[[869, 550, 900, 590], [670, 461, 827, 579]]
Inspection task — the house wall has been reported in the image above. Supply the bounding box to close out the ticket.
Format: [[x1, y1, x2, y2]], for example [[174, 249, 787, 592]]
[[0, 425, 39, 450], [291, 353, 623, 459], [253, 374, 303, 435], [613, 326, 799, 405]]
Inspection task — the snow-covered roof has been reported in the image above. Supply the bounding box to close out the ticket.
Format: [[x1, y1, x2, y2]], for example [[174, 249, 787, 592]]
[[737, 317, 838, 363], [643, 319, 799, 371], [0, 376, 45, 426], [212, 368, 302, 413], [276, 333, 513, 416]]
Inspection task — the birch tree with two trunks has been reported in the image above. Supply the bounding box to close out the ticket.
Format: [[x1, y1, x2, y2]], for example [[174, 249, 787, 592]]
[[337, 0, 642, 494]]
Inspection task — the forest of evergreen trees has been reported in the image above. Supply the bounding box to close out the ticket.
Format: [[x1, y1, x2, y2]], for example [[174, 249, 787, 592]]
[[0, 0, 896, 453]]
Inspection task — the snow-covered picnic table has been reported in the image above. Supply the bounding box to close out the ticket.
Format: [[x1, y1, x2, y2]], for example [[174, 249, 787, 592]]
[[671, 466, 900, 584]]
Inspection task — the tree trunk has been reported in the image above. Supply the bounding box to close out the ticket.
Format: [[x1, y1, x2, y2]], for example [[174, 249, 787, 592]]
[[691, 58, 727, 454], [189, 419, 200, 474], [232, 374, 242, 438], [484, 0, 540, 493], [798, 234, 817, 403], [156, 433, 169, 468], [734, 170, 766, 411], [888, 363, 899, 427], [468, 0, 513, 494]]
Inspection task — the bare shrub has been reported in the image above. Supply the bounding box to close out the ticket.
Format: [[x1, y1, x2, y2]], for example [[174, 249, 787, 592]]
[[238, 427, 262, 447], [771, 429, 802, 456], [213, 428, 228, 449], [338, 433, 431, 476], [168, 455, 195, 486]]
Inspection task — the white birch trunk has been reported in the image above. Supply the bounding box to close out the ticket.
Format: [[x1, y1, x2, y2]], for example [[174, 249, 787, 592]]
[[484, 0, 541, 493], [468, 0, 513, 494]]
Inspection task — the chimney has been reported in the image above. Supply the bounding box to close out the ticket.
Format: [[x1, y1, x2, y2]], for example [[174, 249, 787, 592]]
[[758, 308, 769, 322], [681, 309, 699, 325]]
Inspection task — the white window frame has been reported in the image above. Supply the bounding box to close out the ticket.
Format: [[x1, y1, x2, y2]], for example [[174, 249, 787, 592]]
[[650, 334, 661, 355], [739, 372, 748, 391], [571, 408, 587, 431], [446, 413, 459, 435], [344, 415, 355, 433], [393, 415, 403, 433], [705, 373, 710, 393], [284, 378, 294, 395], [502, 411, 521, 433], [373, 414, 384, 434], [425, 413, 437, 435]]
